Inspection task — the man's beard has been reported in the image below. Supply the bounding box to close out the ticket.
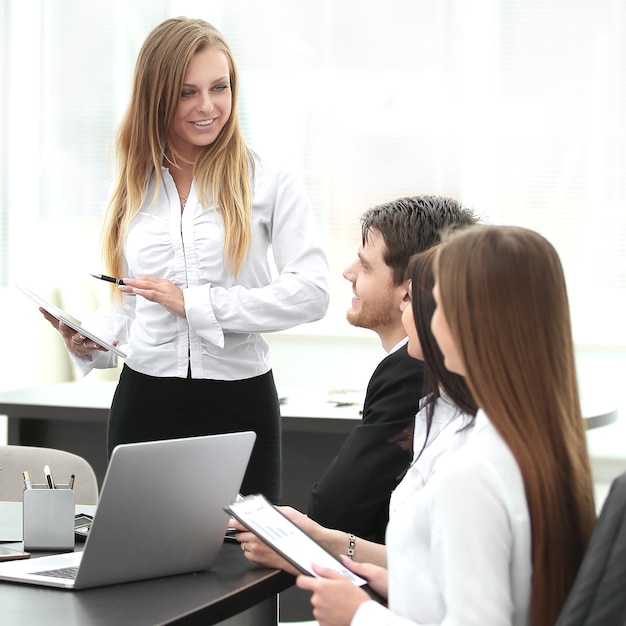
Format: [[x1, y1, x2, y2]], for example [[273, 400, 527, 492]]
[[346, 301, 395, 331]]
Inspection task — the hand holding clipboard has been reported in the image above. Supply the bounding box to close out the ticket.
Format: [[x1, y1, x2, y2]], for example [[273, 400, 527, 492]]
[[16, 284, 126, 358], [225, 494, 384, 603]]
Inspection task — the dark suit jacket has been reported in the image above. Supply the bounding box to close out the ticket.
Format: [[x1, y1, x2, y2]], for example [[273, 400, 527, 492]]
[[555, 471, 626, 626], [307, 344, 424, 543]]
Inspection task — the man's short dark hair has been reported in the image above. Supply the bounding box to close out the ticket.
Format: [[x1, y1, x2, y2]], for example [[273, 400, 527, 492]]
[[361, 195, 478, 285]]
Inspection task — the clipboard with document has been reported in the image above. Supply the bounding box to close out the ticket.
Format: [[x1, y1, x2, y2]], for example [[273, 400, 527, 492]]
[[16, 284, 127, 358], [224, 493, 384, 603]]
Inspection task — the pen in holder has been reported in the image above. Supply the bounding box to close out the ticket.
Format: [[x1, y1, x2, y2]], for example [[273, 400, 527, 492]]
[[23, 484, 75, 551]]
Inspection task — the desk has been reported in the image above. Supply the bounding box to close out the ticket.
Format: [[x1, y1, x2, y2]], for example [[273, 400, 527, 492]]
[[1, 382, 618, 622], [582, 402, 620, 429], [0, 380, 617, 432], [0, 380, 619, 499], [0, 502, 293, 626], [0, 382, 357, 623], [0, 382, 364, 489], [0, 381, 362, 433]]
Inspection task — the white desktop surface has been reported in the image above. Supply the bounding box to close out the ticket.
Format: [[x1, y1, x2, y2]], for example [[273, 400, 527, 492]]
[[0, 380, 617, 429]]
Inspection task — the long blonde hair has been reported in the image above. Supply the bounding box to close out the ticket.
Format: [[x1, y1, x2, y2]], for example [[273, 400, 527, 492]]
[[102, 17, 252, 300], [435, 225, 596, 625]]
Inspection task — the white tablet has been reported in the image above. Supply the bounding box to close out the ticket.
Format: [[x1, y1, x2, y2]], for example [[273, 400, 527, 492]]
[[17, 284, 127, 358], [225, 494, 384, 602]]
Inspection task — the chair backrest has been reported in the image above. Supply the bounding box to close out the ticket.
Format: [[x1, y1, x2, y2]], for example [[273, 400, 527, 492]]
[[0, 445, 99, 505], [554, 471, 626, 626]]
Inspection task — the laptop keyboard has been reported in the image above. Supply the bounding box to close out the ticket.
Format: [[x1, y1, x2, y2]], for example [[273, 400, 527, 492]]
[[33, 566, 79, 580]]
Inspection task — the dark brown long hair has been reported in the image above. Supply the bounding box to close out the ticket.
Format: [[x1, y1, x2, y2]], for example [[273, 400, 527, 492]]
[[407, 248, 477, 462], [435, 225, 596, 625], [408, 248, 477, 419]]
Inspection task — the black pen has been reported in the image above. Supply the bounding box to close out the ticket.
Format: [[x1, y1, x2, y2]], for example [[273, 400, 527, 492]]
[[69, 474, 75, 490], [91, 273, 125, 286]]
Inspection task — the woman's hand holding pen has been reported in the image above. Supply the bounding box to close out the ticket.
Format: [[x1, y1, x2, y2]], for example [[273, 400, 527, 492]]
[[39, 309, 109, 356], [118, 276, 186, 318]]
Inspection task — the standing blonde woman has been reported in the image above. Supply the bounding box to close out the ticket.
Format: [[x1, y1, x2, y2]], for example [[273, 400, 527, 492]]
[[297, 226, 595, 625], [44, 17, 330, 503]]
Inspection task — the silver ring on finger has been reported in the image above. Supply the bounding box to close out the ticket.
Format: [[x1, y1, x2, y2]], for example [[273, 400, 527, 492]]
[[82, 340, 90, 348], [72, 337, 82, 345]]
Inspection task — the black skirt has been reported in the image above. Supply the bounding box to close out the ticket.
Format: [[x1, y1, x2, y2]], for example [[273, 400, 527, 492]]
[[108, 364, 282, 503]]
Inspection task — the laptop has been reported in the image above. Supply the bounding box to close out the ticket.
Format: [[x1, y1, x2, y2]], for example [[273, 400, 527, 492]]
[[0, 431, 256, 590]]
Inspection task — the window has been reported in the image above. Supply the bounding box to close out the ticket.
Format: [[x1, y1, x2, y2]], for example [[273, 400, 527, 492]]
[[2, 0, 625, 347], [0, 0, 8, 286]]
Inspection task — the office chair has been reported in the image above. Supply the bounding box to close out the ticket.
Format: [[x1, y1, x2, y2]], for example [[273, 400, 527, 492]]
[[554, 470, 626, 626], [0, 445, 98, 505]]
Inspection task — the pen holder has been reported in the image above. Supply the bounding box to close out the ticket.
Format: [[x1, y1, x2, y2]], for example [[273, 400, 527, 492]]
[[23, 485, 75, 551]]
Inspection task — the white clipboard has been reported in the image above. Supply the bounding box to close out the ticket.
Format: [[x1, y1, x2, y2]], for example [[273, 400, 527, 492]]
[[225, 494, 385, 604], [17, 284, 127, 358]]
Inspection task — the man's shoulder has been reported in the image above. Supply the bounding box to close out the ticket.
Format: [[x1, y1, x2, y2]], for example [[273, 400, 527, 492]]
[[373, 343, 424, 377], [361, 344, 424, 423]]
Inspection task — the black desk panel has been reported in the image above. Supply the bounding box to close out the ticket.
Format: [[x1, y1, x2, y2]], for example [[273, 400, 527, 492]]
[[0, 540, 293, 626]]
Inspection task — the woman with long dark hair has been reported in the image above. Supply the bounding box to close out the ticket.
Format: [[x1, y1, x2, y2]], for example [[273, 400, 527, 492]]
[[233, 246, 478, 579], [297, 226, 595, 626]]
